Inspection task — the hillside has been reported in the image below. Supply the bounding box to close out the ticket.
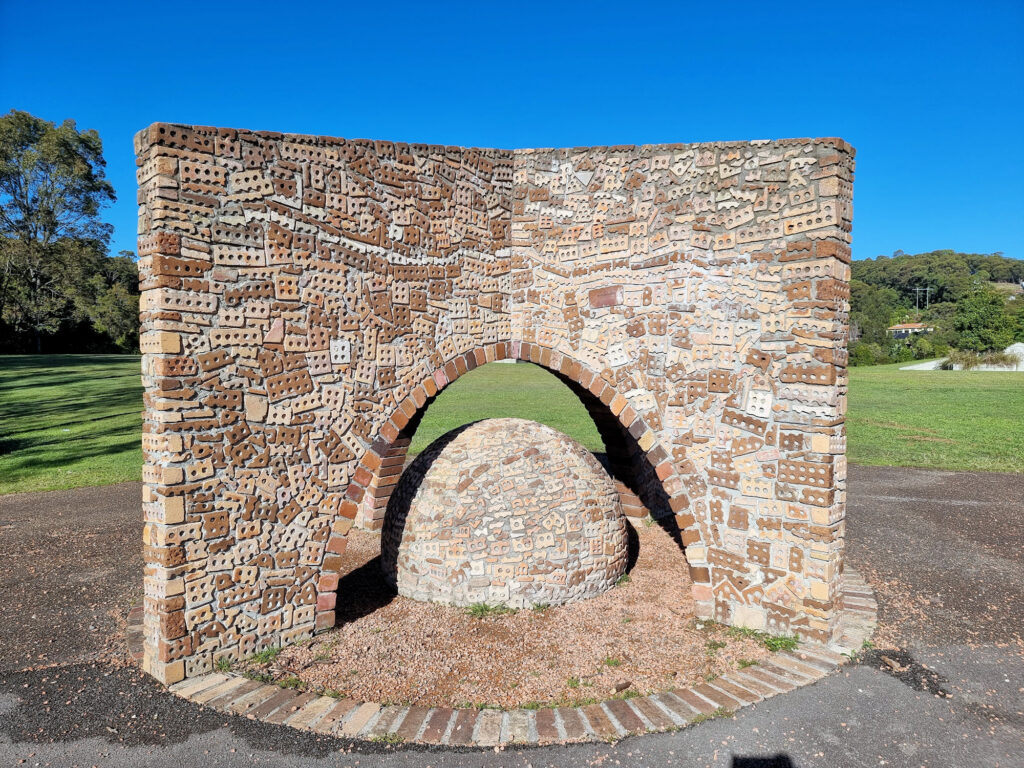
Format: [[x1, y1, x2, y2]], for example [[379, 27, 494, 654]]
[[849, 250, 1024, 365]]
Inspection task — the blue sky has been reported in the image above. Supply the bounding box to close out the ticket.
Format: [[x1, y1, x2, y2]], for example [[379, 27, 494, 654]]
[[2, 0, 1021, 262]]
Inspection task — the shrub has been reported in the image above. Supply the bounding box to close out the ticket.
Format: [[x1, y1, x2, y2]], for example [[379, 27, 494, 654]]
[[849, 342, 876, 366], [941, 349, 1021, 370], [911, 336, 934, 360], [953, 288, 1015, 352]]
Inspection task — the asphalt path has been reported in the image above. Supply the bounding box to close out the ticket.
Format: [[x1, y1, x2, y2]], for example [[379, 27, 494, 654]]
[[1, 466, 1021, 767]]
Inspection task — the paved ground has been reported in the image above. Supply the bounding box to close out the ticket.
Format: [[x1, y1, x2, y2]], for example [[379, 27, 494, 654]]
[[0, 466, 1021, 767]]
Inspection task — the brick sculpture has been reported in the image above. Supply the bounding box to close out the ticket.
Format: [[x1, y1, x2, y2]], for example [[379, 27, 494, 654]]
[[380, 418, 628, 608], [137, 123, 854, 684]]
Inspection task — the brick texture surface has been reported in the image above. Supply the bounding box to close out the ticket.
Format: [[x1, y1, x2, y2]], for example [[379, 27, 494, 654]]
[[136, 124, 853, 683], [381, 418, 627, 608]]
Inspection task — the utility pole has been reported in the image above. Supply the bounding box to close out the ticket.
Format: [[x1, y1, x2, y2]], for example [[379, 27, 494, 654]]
[[926, 286, 931, 309]]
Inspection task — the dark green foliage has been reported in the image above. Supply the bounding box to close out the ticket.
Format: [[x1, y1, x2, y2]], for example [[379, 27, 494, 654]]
[[850, 250, 1023, 365], [852, 250, 1024, 307], [953, 288, 1016, 352], [0, 110, 137, 352]]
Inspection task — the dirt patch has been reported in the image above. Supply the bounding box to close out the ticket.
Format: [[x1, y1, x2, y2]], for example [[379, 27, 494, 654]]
[[239, 520, 774, 709], [856, 648, 951, 696]]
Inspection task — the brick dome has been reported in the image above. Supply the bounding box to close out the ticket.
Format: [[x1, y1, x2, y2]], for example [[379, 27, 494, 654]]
[[381, 418, 628, 608]]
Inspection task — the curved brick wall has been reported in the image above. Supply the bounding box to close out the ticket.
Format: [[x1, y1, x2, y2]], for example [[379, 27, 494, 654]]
[[380, 419, 627, 608], [136, 124, 853, 684]]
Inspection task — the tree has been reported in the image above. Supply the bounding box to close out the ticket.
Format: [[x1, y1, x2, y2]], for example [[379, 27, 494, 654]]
[[953, 288, 1015, 352], [75, 250, 140, 350], [0, 110, 115, 351], [850, 279, 903, 345]]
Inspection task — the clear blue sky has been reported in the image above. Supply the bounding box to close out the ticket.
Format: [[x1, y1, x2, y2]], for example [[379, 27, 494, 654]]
[[2, 0, 1021, 262]]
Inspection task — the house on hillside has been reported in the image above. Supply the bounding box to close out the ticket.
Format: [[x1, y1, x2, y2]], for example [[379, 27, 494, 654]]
[[887, 322, 934, 340]]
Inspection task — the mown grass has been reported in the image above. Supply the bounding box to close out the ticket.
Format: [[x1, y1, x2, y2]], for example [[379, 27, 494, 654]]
[[1, 354, 1021, 495], [0, 355, 143, 494], [847, 361, 1024, 473], [406, 362, 602, 454]]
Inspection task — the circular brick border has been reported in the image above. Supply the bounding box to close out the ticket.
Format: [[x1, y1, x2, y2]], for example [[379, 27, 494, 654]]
[[127, 569, 876, 746]]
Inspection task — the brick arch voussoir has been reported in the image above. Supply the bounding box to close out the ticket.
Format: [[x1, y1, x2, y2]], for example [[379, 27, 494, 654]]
[[314, 339, 712, 632]]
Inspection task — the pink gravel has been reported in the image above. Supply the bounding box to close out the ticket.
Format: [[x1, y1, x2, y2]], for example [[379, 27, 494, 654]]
[[243, 520, 773, 709]]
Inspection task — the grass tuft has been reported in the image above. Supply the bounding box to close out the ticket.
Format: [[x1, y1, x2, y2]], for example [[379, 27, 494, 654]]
[[726, 626, 799, 652], [690, 706, 733, 724], [250, 646, 282, 664], [705, 639, 727, 655], [465, 602, 516, 618], [761, 634, 800, 652]]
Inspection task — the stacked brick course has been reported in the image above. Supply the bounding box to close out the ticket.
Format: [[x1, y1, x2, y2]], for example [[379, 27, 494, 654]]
[[137, 123, 853, 684]]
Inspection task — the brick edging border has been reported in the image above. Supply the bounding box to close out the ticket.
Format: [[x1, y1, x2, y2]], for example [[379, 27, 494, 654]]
[[126, 569, 876, 747]]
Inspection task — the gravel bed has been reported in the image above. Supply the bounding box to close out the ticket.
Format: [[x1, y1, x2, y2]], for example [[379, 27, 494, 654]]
[[242, 520, 773, 709]]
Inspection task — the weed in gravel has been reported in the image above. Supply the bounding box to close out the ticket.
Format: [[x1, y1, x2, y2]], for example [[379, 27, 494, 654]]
[[244, 671, 274, 683], [322, 688, 345, 698], [612, 689, 640, 700], [567, 676, 581, 689], [531, 602, 550, 612], [603, 657, 622, 667], [277, 676, 304, 690], [726, 625, 799, 652], [250, 646, 282, 664], [521, 701, 543, 710], [761, 634, 799, 652], [705, 639, 727, 655], [690, 706, 733, 724], [215, 657, 233, 672], [616, 573, 632, 586], [737, 659, 758, 669], [465, 602, 516, 618], [370, 733, 404, 745], [621, 616, 633, 624]]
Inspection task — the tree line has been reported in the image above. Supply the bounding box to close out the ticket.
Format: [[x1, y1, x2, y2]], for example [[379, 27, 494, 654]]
[[850, 250, 1024, 365], [2, 109, 1023, 361], [1, 110, 138, 353]]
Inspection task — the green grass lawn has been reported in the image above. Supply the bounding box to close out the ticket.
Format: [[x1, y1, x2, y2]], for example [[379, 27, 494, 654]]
[[846, 361, 1024, 473], [407, 363, 601, 455], [0, 355, 144, 494], [2, 355, 1021, 495]]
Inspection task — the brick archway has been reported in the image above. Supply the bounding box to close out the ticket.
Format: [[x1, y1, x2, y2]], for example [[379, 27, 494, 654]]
[[314, 340, 709, 632], [137, 123, 853, 684]]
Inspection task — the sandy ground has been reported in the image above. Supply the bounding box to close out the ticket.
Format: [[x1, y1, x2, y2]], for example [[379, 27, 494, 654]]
[[244, 520, 772, 709]]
